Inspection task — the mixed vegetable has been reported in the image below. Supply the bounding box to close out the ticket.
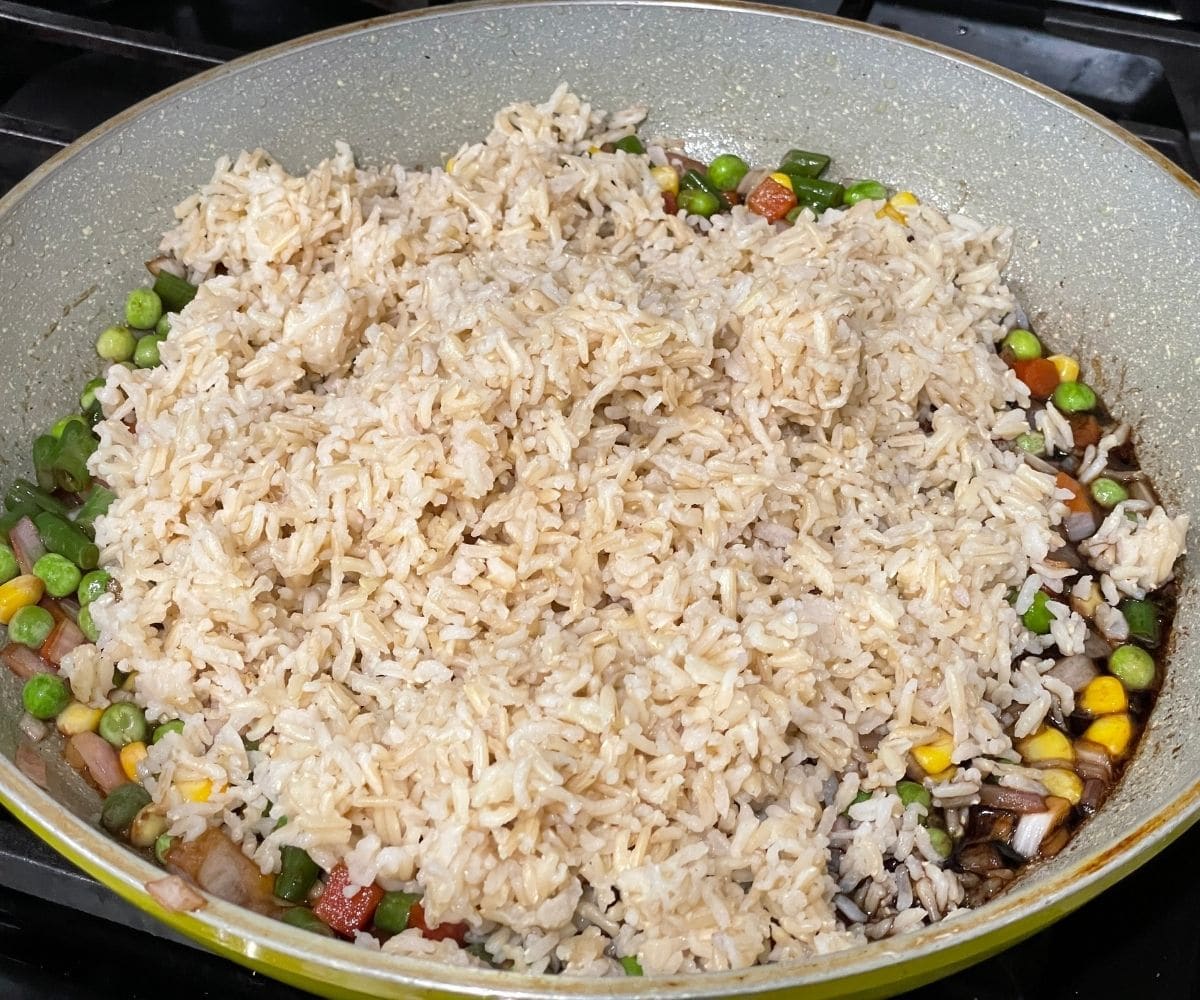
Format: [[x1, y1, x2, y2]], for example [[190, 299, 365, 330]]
[[3, 132, 1179, 973]]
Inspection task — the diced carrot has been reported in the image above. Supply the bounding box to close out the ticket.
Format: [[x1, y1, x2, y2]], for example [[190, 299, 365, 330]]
[[724, 189, 743, 207], [662, 191, 677, 216], [1068, 414, 1102, 450], [1055, 472, 1092, 514], [746, 177, 798, 222], [1011, 357, 1060, 400], [312, 863, 384, 937], [409, 899, 469, 944]]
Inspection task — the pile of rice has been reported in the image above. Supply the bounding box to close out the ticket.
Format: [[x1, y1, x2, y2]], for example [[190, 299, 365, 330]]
[[60, 87, 1182, 974]]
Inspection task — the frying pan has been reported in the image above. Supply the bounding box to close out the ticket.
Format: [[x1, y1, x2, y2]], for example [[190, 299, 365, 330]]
[[0, 2, 1198, 997]]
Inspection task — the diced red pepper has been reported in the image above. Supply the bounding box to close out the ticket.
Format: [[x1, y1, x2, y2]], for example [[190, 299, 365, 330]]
[[312, 863, 384, 936], [662, 191, 677, 216], [1055, 472, 1092, 515], [724, 189, 743, 207], [409, 899, 469, 944], [1010, 357, 1060, 400], [746, 177, 797, 222]]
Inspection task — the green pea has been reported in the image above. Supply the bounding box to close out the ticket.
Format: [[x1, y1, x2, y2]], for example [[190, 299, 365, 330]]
[[152, 719, 185, 744], [0, 543, 19, 584], [706, 153, 749, 192], [133, 333, 167, 369], [50, 415, 87, 439], [154, 832, 175, 864], [1108, 644, 1155, 691], [843, 179, 888, 205], [897, 780, 932, 812], [33, 553, 82, 599], [281, 907, 334, 936], [1052, 381, 1097, 414], [1021, 590, 1055, 635], [9, 605, 54, 648], [1002, 328, 1042, 361], [80, 376, 106, 411], [77, 569, 113, 607], [374, 890, 421, 933], [77, 604, 99, 643], [155, 313, 172, 337], [21, 673, 70, 720], [125, 288, 163, 330], [620, 956, 644, 976], [1015, 432, 1046, 455], [926, 827, 953, 859], [784, 205, 804, 224], [613, 134, 646, 155], [98, 701, 147, 748], [677, 188, 720, 219], [100, 782, 152, 835], [1120, 598, 1160, 647], [95, 326, 136, 363], [1089, 477, 1128, 509]]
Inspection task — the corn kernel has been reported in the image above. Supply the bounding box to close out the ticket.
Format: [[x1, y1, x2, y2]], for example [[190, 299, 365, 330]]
[[890, 190, 920, 208], [1040, 767, 1083, 805], [444, 157, 456, 174], [928, 766, 958, 783], [650, 165, 680, 196], [120, 741, 148, 781], [769, 171, 794, 192], [1048, 354, 1081, 383], [178, 778, 213, 803], [1080, 675, 1128, 716], [912, 733, 954, 775], [57, 701, 103, 737], [876, 203, 908, 224], [1083, 713, 1134, 759], [0, 574, 45, 624], [1016, 726, 1074, 764]]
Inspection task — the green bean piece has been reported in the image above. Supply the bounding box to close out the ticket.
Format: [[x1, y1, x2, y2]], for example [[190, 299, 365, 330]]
[[926, 827, 953, 859], [613, 134, 646, 155], [274, 846, 321, 903], [897, 780, 932, 812], [22, 674, 70, 720], [125, 288, 163, 330], [677, 188, 720, 219], [784, 206, 804, 224], [281, 907, 335, 937], [274, 815, 289, 831], [679, 169, 729, 208], [1014, 432, 1046, 456], [33, 512, 99, 570], [1089, 477, 1128, 509], [0, 505, 39, 539], [1001, 328, 1042, 361], [51, 421, 98, 493], [155, 313, 172, 337], [80, 376, 106, 411], [374, 891, 421, 933], [843, 179, 888, 205], [152, 719, 185, 744], [620, 956, 644, 976], [789, 176, 845, 213], [465, 942, 498, 966], [77, 604, 98, 643], [74, 486, 115, 537], [0, 543, 18, 584], [1120, 598, 1160, 647], [32, 435, 60, 492], [133, 333, 167, 369], [779, 149, 831, 178], [100, 783, 152, 835], [50, 415, 87, 439], [98, 702, 148, 748], [95, 325, 136, 363], [33, 553, 82, 598], [5, 478, 68, 518], [706, 153, 749, 192], [1108, 644, 1155, 691], [9, 605, 54, 649], [152, 272, 197, 313], [154, 832, 175, 865], [1021, 590, 1055, 635], [1051, 381, 1097, 414]]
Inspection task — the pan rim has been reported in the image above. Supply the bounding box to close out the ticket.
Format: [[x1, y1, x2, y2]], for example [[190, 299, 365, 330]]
[[1, 1, 1198, 997]]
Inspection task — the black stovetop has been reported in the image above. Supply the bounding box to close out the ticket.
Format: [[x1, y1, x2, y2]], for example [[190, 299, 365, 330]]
[[2, 2, 1199, 998]]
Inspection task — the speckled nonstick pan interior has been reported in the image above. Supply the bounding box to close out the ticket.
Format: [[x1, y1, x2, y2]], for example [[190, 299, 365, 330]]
[[0, 2, 1197, 998]]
